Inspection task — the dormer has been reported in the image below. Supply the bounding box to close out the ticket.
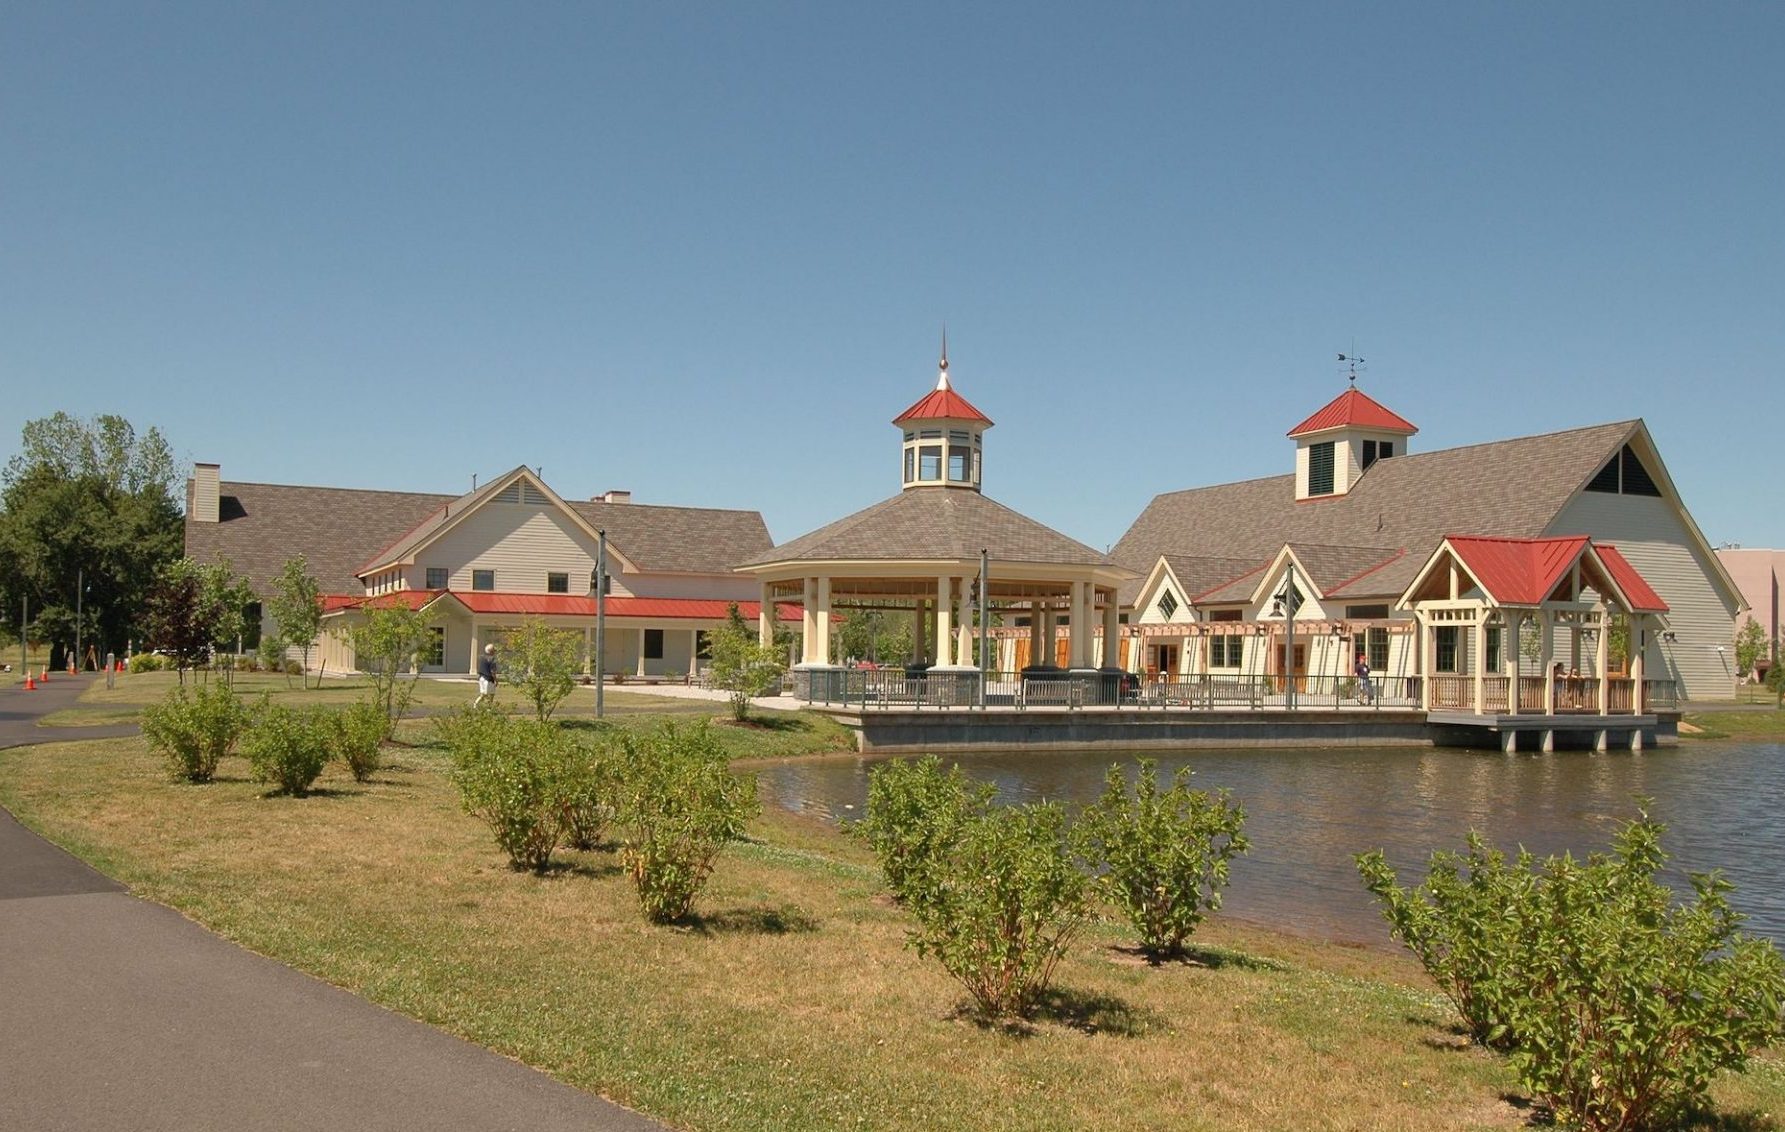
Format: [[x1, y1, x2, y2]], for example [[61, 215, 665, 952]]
[[893, 345, 993, 491], [1287, 387, 1417, 501]]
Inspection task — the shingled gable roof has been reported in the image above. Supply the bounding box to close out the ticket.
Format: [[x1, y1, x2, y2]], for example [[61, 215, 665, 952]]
[[1112, 419, 1640, 605], [186, 474, 774, 598], [738, 489, 1106, 568], [1145, 555, 1268, 608]]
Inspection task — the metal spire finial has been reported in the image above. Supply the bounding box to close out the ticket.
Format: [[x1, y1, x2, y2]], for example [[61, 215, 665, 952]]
[[937, 325, 951, 390]]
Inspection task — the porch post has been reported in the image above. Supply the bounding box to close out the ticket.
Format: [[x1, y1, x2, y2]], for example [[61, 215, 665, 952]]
[[1595, 610, 1610, 714], [914, 600, 928, 665], [1028, 600, 1044, 668], [1472, 616, 1486, 715], [636, 628, 647, 677], [935, 576, 953, 666], [1631, 615, 1647, 711], [1416, 612, 1433, 710], [1542, 611, 1556, 715], [1102, 588, 1121, 670], [688, 628, 701, 680], [1071, 581, 1090, 668], [955, 577, 973, 664], [758, 582, 774, 648]]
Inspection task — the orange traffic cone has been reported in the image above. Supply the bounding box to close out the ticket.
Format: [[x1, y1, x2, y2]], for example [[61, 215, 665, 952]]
[[40, 667, 49, 682], [23, 673, 35, 690]]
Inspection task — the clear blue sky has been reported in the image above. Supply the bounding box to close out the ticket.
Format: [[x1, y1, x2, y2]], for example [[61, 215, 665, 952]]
[[4, 2, 1781, 552]]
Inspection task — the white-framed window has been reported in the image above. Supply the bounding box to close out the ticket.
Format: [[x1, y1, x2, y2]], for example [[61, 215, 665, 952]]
[[472, 569, 495, 592], [547, 572, 569, 594], [1157, 590, 1179, 620], [425, 567, 448, 589], [919, 445, 942, 480], [1209, 634, 1244, 669]]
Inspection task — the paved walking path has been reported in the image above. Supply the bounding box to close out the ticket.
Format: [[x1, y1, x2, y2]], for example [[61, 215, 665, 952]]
[[0, 677, 668, 1132], [0, 670, 139, 750]]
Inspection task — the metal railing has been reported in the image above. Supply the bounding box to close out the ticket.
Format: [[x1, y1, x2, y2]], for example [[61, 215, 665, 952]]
[[797, 669, 1423, 711]]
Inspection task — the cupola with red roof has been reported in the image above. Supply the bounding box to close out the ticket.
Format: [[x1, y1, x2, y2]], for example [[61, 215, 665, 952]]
[[895, 336, 993, 492], [1289, 382, 1418, 502]]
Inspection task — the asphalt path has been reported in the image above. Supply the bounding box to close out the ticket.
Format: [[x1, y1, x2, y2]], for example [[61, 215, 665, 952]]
[[0, 676, 669, 1132]]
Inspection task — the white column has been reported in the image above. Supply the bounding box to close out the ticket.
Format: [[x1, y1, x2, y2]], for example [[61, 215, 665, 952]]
[[955, 577, 973, 665], [1631, 615, 1647, 711], [1595, 612, 1610, 714], [1472, 617, 1486, 714], [636, 628, 648, 676], [758, 583, 774, 648], [914, 600, 927, 665], [1068, 581, 1087, 669], [816, 576, 833, 665], [800, 577, 816, 664], [1028, 600, 1044, 670], [688, 628, 701, 679], [1541, 612, 1556, 715], [935, 576, 954, 666], [1102, 589, 1121, 669]]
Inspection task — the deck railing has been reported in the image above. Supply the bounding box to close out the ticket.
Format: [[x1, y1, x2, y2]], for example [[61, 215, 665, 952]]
[[798, 669, 1423, 711]]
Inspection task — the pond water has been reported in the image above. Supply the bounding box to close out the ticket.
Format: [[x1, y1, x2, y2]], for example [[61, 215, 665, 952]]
[[757, 741, 1785, 946]]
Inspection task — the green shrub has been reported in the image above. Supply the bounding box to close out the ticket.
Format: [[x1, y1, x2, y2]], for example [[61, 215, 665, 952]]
[[441, 709, 576, 873], [902, 801, 1090, 1020], [1362, 808, 1785, 1132], [612, 721, 759, 923], [241, 703, 332, 796], [331, 699, 388, 783], [855, 755, 994, 903], [557, 743, 616, 851], [128, 652, 165, 674], [1080, 758, 1248, 959], [140, 682, 250, 783], [1357, 835, 1532, 1049]]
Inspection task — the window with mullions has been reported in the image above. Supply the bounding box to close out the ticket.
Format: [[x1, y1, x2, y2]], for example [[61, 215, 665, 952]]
[[547, 572, 569, 594], [1585, 444, 1664, 497], [1435, 626, 1460, 673], [1485, 626, 1502, 672], [472, 569, 495, 592], [1367, 627, 1389, 673], [426, 567, 448, 590], [919, 445, 942, 480], [1209, 634, 1244, 669], [948, 445, 973, 482], [904, 448, 915, 483], [1157, 589, 1179, 620], [1362, 439, 1394, 470], [1307, 441, 1336, 496]]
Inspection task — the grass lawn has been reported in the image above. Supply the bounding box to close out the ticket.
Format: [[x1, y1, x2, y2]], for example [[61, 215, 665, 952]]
[[1682, 708, 1785, 740], [3, 645, 51, 684], [3, 727, 1782, 1131]]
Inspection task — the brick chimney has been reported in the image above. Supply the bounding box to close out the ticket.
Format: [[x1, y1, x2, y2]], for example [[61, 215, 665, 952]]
[[191, 463, 221, 523]]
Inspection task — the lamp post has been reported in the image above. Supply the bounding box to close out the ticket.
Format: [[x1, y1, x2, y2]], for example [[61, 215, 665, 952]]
[[1273, 562, 1299, 710], [977, 548, 988, 710], [593, 530, 607, 719], [74, 568, 85, 673]]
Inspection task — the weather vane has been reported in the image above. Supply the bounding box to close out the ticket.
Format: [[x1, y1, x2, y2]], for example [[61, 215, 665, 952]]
[[1337, 351, 1365, 386]]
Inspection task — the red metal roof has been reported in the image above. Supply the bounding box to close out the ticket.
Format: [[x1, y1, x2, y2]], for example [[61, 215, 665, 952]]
[[893, 387, 993, 426], [1442, 536, 1589, 605], [445, 592, 802, 621], [1287, 388, 1417, 438], [1596, 545, 1669, 613], [321, 591, 443, 612]]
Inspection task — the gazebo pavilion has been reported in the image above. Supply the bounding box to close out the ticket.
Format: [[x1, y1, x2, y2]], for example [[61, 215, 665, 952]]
[[735, 349, 1134, 703]]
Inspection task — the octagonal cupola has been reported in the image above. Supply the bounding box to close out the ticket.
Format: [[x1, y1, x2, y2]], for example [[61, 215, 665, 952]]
[[894, 342, 993, 491], [1287, 386, 1417, 501]]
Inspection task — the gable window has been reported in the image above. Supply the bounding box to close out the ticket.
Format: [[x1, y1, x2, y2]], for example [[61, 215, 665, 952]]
[[1157, 589, 1179, 619], [547, 572, 569, 594], [644, 629, 664, 659], [426, 567, 448, 590], [1586, 444, 1663, 497], [1435, 626, 1460, 673], [472, 569, 495, 592], [1307, 441, 1336, 496]]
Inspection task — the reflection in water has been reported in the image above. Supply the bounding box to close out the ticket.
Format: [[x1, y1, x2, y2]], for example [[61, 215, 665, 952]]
[[757, 742, 1785, 945]]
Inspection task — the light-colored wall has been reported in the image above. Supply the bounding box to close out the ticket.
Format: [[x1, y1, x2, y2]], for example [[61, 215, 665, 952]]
[[1717, 549, 1781, 662], [1549, 492, 1742, 700], [408, 502, 613, 594]]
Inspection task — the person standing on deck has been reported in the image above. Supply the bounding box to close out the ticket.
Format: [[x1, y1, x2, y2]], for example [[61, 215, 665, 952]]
[[1354, 652, 1374, 705]]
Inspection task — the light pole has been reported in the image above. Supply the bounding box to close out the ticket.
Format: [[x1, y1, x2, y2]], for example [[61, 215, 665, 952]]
[[593, 530, 607, 719], [74, 568, 84, 672], [1273, 562, 1299, 710], [977, 548, 988, 710]]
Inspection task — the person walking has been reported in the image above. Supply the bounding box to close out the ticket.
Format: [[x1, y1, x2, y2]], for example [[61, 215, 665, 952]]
[[1354, 652, 1374, 705], [474, 643, 498, 706]]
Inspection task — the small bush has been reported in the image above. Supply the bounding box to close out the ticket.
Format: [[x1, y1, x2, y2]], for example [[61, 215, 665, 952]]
[[241, 703, 332, 796], [140, 682, 250, 783], [612, 721, 759, 923], [128, 652, 165, 674], [1357, 835, 1532, 1049], [331, 699, 388, 783], [855, 756, 994, 903], [1362, 808, 1785, 1132], [557, 743, 616, 851], [902, 801, 1090, 1020], [1080, 758, 1248, 959], [441, 709, 577, 873]]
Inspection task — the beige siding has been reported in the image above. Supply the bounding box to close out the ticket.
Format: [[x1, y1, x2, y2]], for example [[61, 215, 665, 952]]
[[409, 503, 627, 594], [1548, 493, 1741, 701], [622, 571, 759, 602]]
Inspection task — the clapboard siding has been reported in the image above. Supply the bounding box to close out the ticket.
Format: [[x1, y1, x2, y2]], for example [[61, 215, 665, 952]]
[[1548, 493, 1740, 701], [406, 502, 633, 595]]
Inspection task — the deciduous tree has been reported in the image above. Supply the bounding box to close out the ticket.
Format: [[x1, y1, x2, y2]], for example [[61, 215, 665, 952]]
[[266, 556, 323, 687]]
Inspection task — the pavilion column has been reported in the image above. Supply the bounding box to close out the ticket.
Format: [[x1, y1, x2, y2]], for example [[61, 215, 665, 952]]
[[800, 578, 818, 664], [1068, 581, 1088, 669], [815, 576, 834, 665], [1631, 615, 1647, 711], [758, 583, 774, 648], [1102, 589, 1120, 669], [1472, 616, 1486, 714], [1028, 600, 1044, 669], [1415, 612, 1432, 710], [934, 576, 954, 666], [1595, 610, 1610, 714], [1541, 611, 1556, 714], [956, 598, 973, 668]]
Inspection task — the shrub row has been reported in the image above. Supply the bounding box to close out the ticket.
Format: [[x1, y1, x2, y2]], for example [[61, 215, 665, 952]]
[[857, 756, 1247, 1020], [1360, 808, 1785, 1132], [141, 683, 386, 795], [437, 710, 757, 923]]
